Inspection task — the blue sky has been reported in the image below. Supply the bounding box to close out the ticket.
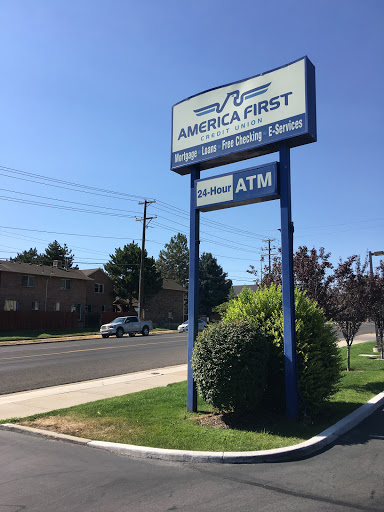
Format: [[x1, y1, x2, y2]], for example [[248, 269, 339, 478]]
[[0, 0, 383, 285]]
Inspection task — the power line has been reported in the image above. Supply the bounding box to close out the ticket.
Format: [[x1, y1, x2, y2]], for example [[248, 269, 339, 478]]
[[3, 162, 382, 243], [297, 217, 384, 230], [154, 200, 274, 241], [0, 223, 264, 262], [0, 165, 153, 202], [152, 221, 264, 253], [0, 225, 167, 246], [0, 163, 277, 242], [0, 188, 142, 215], [0, 195, 139, 218], [0, 186, 269, 249]]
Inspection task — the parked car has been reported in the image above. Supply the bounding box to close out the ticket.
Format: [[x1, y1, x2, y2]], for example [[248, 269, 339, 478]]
[[177, 319, 207, 333], [100, 316, 153, 338]]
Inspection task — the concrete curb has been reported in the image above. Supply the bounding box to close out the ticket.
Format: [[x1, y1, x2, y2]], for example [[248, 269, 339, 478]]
[[2, 391, 383, 464], [0, 423, 92, 445], [0, 330, 177, 347]]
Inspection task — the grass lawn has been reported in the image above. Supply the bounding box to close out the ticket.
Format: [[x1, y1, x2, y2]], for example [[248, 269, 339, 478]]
[[4, 341, 384, 452]]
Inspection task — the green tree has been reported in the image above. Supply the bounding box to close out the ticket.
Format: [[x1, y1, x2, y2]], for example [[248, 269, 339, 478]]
[[11, 241, 76, 268], [247, 246, 334, 316], [157, 233, 189, 287], [330, 255, 369, 371], [41, 240, 76, 268], [11, 247, 41, 264], [104, 242, 162, 310], [199, 252, 232, 317]]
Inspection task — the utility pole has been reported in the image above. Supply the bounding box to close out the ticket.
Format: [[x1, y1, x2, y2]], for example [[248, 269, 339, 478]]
[[262, 238, 276, 273], [136, 200, 156, 320], [260, 255, 264, 282]]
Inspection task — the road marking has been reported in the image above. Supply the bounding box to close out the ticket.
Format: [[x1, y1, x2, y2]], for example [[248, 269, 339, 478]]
[[0, 338, 186, 361]]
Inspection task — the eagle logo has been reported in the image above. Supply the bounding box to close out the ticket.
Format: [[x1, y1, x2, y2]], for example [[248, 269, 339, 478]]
[[193, 82, 271, 117]]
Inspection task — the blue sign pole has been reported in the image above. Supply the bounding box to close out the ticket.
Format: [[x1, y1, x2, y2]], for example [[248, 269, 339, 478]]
[[279, 143, 298, 419], [187, 166, 200, 412]]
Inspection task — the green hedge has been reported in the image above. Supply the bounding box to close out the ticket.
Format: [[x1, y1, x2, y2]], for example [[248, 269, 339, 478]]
[[192, 321, 269, 412], [215, 286, 342, 412]]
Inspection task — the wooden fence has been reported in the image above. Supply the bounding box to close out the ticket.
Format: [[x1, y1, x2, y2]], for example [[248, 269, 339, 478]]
[[0, 311, 78, 331]]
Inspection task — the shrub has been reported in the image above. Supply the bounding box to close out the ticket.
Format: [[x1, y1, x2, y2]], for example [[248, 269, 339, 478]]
[[221, 286, 342, 411], [192, 321, 269, 412]]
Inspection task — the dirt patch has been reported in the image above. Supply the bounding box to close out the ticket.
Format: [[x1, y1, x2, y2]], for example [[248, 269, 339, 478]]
[[196, 411, 284, 431], [197, 413, 230, 429], [20, 416, 137, 440], [21, 417, 92, 435]]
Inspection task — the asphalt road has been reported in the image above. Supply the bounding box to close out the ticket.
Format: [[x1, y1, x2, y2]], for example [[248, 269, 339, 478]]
[[336, 321, 376, 339], [0, 406, 383, 511], [0, 332, 188, 395]]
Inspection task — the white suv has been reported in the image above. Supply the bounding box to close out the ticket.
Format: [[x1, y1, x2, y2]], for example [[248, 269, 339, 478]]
[[177, 319, 207, 333]]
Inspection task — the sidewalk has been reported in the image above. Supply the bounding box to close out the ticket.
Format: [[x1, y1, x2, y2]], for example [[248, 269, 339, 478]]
[[0, 364, 187, 421], [337, 332, 377, 347]]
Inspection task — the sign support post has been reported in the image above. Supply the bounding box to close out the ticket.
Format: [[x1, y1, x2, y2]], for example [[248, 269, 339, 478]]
[[172, 57, 316, 418], [187, 166, 200, 412], [279, 143, 298, 419]]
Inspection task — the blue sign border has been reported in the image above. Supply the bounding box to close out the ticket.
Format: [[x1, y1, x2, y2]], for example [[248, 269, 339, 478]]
[[171, 56, 316, 175], [195, 162, 279, 212]]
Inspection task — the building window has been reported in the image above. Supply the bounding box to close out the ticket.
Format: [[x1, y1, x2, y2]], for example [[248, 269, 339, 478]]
[[22, 275, 35, 287], [4, 300, 18, 311], [60, 279, 71, 290], [54, 302, 60, 311], [32, 301, 39, 311], [95, 283, 104, 293], [71, 303, 82, 320], [101, 305, 107, 312], [85, 305, 93, 313]]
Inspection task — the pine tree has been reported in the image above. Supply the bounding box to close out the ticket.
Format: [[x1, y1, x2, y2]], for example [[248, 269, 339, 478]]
[[105, 242, 162, 310], [41, 240, 76, 268], [11, 247, 41, 264], [199, 252, 232, 317], [157, 233, 189, 287]]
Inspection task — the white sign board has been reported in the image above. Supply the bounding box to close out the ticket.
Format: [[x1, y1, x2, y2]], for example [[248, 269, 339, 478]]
[[171, 57, 316, 175]]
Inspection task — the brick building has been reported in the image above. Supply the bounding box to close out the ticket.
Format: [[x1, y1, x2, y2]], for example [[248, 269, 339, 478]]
[[113, 279, 186, 327], [80, 268, 115, 327], [0, 262, 115, 327], [81, 268, 115, 314], [144, 279, 186, 326], [0, 261, 185, 329], [0, 260, 92, 317]]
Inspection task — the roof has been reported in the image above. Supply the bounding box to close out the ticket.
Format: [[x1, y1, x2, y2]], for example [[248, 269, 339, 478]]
[[162, 279, 186, 292], [232, 284, 258, 296], [0, 261, 93, 281], [80, 268, 108, 277]]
